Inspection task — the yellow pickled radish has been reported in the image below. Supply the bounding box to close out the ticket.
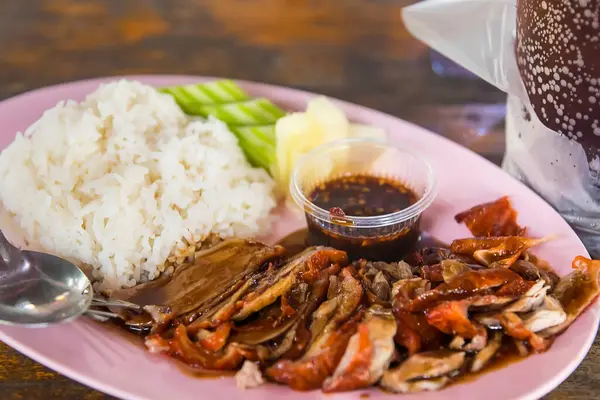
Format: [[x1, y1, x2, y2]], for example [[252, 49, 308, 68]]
[[274, 95, 387, 198], [275, 112, 322, 194], [305, 96, 350, 143]]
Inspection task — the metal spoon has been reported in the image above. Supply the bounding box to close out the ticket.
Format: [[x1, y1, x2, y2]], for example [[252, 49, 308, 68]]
[[0, 230, 93, 327]]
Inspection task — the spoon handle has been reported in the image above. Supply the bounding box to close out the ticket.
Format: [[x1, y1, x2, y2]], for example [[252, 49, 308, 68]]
[[86, 309, 120, 322], [92, 297, 142, 311], [0, 230, 18, 266]]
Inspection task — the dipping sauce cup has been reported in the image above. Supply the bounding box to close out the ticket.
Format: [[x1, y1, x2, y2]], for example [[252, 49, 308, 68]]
[[289, 137, 437, 261]]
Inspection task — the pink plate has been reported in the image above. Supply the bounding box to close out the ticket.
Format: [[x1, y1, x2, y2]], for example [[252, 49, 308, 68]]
[[0, 76, 597, 400]]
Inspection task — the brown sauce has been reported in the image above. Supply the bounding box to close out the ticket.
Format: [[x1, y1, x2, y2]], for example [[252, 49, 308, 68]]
[[376, 346, 525, 394], [177, 364, 236, 379], [276, 230, 530, 388], [277, 228, 445, 260], [415, 232, 449, 250], [309, 174, 418, 217], [94, 320, 234, 379], [96, 229, 535, 388], [453, 342, 526, 385], [304, 174, 421, 261], [92, 319, 146, 347], [277, 228, 311, 258]]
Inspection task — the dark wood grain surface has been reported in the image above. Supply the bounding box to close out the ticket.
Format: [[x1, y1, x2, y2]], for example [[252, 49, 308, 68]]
[[0, 0, 597, 399]]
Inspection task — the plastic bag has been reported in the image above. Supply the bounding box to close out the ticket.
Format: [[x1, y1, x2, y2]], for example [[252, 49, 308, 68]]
[[402, 0, 600, 257]]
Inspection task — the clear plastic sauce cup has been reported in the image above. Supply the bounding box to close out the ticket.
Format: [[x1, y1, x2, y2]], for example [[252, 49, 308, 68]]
[[289, 137, 437, 261]]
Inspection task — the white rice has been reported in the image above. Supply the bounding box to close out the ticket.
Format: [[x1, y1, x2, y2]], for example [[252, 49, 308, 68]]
[[0, 80, 276, 290]]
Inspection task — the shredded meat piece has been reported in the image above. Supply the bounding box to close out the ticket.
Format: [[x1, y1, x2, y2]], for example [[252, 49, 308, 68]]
[[449, 336, 466, 350], [148, 325, 254, 370], [513, 339, 529, 357], [510, 260, 560, 290], [302, 249, 348, 282], [197, 322, 232, 351], [524, 252, 561, 276], [266, 312, 364, 391], [323, 306, 396, 392], [392, 278, 442, 354], [502, 280, 547, 313], [539, 256, 600, 337], [327, 276, 339, 299], [426, 300, 486, 339], [521, 296, 566, 332], [380, 350, 465, 393], [394, 311, 443, 355], [440, 260, 471, 283], [451, 236, 551, 267], [363, 260, 414, 281], [405, 247, 469, 267], [401, 268, 524, 312], [420, 260, 472, 284], [145, 335, 170, 353], [498, 312, 552, 353], [495, 279, 535, 297], [454, 196, 527, 237], [420, 264, 444, 283], [235, 361, 264, 389], [322, 324, 373, 392], [280, 294, 296, 316], [392, 278, 431, 309], [372, 271, 391, 301], [112, 231, 597, 395], [451, 236, 541, 256], [471, 332, 503, 372], [464, 334, 488, 351], [573, 256, 600, 277], [333, 268, 365, 321]]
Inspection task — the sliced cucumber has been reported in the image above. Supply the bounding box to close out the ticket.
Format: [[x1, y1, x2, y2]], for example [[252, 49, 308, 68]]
[[231, 126, 276, 173], [160, 80, 250, 113], [161, 80, 286, 175], [231, 125, 276, 142], [196, 99, 286, 125]]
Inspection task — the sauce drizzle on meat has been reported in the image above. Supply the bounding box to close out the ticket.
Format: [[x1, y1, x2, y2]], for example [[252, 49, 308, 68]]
[[95, 196, 597, 395]]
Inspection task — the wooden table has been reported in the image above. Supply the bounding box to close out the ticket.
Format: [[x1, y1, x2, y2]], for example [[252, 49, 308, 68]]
[[0, 0, 597, 398]]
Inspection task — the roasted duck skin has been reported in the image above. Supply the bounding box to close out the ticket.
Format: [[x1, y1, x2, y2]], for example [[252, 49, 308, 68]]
[[266, 267, 364, 390], [451, 236, 551, 267], [539, 256, 600, 337], [101, 196, 598, 395], [141, 246, 594, 393], [232, 248, 347, 321], [399, 267, 524, 312], [182, 246, 345, 334], [322, 305, 397, 392], [106, 239, 286, 328], [391, 278, 442, 355], [498, 312, 551, 353], [426, 300, 487, 339], [454, 196, 526, 237], [381, 350, 466, 393], [510, 259, 560, 290], [266, 311, 364, 390], [146, 324, 251, 370]]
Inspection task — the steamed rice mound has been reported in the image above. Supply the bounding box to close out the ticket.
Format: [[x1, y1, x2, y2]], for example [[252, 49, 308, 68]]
[[0, 80, 276, 290]]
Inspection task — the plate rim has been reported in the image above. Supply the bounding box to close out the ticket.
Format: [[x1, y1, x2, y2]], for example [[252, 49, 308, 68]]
[[0, 74, 596, 400]]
